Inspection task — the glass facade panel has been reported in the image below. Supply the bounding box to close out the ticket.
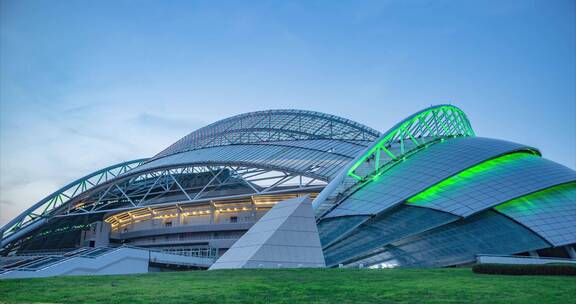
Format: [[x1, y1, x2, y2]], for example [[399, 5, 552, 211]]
[[323, 206, 458, 266], [346, 211, 549, 268], [325, 137, 531, 218], [317, 215, 369, 247], [495, 182, 576, 246], [406, 153, 576, 217]]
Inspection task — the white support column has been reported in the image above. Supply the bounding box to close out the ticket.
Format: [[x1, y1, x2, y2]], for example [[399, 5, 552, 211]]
[[209, 201, 215, 224]]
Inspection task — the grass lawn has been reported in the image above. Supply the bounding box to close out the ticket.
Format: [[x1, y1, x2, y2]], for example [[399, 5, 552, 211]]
[[0, 268, 575, 303]]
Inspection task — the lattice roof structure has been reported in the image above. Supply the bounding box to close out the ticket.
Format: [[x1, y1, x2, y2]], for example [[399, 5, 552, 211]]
[[152, 109, 381, 161], [1, 110, 380, 251]]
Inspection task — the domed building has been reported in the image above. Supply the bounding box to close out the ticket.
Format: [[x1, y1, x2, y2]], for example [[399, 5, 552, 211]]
[[313, 105, 576, 268], [1, 105, 574, 276]]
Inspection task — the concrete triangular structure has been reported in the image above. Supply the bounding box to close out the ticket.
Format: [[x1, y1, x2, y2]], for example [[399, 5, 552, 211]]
[[209, 195, 325, 269]]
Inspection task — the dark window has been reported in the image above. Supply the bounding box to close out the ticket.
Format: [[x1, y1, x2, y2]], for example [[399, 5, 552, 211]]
[[230, 216, 238, 223], [165, 221, 173, 227], [537, 247, 571, 259]]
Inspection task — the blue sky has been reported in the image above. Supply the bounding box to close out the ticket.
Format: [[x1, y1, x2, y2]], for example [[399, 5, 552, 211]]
[[1, 0, 574, 225]]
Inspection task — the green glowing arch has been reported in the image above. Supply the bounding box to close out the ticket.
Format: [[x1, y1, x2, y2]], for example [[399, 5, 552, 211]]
[[347, 105, 475, 181]]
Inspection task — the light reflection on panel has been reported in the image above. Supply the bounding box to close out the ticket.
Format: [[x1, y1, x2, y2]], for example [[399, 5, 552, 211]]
[[406, 154, 576, 217], [325, 137, 531, 218], [346, 211, 549, 268], [323, 206, 458, 267], [495, 182, 576, 246], [317, 215, 369, 248]]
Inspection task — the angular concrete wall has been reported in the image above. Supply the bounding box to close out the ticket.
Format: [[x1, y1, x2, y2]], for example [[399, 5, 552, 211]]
[[209, 195, 325, 269]]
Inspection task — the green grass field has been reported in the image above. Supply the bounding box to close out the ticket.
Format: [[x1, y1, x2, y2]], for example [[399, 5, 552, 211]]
[[0, 268, 575, 303]]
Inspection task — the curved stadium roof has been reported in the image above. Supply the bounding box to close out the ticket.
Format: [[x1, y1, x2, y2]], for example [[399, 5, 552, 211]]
[[312, 105, 576, 268], [0, 109, 381, 249], [130, 109, 383, 182], [152, 109, 382, 160], [2, 105, 575, 269]]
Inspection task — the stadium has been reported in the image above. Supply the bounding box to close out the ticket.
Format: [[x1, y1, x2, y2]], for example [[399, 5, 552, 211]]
[[1, 105, 575, 277]]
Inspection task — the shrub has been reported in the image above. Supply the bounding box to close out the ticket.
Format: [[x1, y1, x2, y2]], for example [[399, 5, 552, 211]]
[[473, 263, 576, 276]]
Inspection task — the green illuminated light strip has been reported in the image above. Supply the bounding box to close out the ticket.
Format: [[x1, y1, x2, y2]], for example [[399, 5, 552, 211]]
[[407, 152, 539, 206], [347, 105, 475, 181], [494, 182, 576, 214]]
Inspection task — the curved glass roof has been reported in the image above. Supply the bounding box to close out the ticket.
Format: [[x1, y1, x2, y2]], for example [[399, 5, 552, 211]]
[[313, 105, 478, 216], [130, 140, 367, 182], [317, 137, 536, 218], [406, 152, 576, 217], [495, 182, 576, 246], [151, 109, 381, 161]]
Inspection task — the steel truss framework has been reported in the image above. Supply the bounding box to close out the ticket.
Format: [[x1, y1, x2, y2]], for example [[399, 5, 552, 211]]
[[1, 110, 380, 250], [314, 105, 476, 218], [348, 105, 475, 181], [0, 159, 147, 243], [1, 160, 327, 248], [62, 163, 326, 217], [153, 109, 381, 160]]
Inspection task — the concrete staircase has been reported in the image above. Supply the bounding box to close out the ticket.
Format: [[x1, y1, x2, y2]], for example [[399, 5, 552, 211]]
[[0, 246, 214, 279]]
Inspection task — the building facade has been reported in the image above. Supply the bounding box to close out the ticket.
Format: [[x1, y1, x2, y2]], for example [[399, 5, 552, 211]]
[[1, 105, 575, 269]]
